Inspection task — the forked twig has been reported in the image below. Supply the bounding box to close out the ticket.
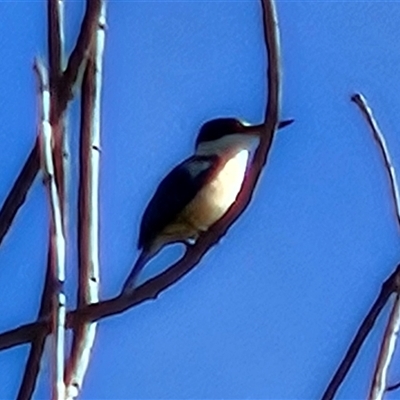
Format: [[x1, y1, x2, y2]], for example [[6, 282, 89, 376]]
[[322, 94, 400, 400], [351, 94, 400, 400]]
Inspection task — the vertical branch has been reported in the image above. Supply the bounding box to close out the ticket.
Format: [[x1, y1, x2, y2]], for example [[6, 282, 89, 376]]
[[35, 60, 66, 400], [48, 0, 64, 88], [48, 0, 66, 220], [261, 0, 281, 126], [65, 3, 106, 398], [251, 0, 281, 172]]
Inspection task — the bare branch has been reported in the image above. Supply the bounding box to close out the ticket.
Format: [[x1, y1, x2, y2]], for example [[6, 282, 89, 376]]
[[17, 246, 53, 400], [65, 3, 106, 398], [348, 93, 400, 400], [34, 60, 66, 400], [351, 93, 400, 230], [48, 0, 64, 90], [58, 0, 102, 112], [320, 265, 400, 398], [369, 293, 400, 400], [387, 380, 400, 392], [0, 140, 40, 246]]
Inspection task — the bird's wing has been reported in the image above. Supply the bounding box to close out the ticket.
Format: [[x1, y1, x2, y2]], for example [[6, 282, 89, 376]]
[[138, 154, 220, 249]]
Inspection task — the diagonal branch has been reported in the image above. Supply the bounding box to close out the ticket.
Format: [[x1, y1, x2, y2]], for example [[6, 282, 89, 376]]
[[0, 141, 40, 246], [58, 0, 102, 113], [321, 265, 400, 400], [17, 246, 53, 400]]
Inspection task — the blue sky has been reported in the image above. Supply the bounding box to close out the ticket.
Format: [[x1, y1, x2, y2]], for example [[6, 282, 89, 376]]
[[1, 1, 400, 399]]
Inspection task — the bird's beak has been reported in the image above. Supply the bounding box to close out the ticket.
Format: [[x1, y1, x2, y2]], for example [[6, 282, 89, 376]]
[[243, 119, 294, 134]]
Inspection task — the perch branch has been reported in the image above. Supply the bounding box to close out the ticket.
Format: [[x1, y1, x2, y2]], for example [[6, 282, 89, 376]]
[[118, 0, 281, 294]]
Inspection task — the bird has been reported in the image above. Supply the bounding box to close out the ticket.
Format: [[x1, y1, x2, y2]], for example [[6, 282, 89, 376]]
[[121, 117, 292, 293]]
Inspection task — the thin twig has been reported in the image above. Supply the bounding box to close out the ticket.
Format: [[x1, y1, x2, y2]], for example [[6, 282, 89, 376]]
[[65, 3, 106, 398], [35, 60, 66, 400], [387, 380, 400, 392], [350, 93, 400, 400], [351, 94, 400, 230]]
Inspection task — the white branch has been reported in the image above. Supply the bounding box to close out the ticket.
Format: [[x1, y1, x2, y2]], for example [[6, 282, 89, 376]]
[[369, 293, 400, 400], [65, 2, 106, 398], [352, 93, 400, 400], [35, 59, 66, 400], [352, 93, 400, 230]]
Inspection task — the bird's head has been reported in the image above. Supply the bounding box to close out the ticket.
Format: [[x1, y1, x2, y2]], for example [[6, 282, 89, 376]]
[[195, 118, 262, 156], [195, 118, 259, 147]]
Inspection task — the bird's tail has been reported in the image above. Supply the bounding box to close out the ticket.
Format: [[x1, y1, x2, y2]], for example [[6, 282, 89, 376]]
[[121, 250, 152, 294]]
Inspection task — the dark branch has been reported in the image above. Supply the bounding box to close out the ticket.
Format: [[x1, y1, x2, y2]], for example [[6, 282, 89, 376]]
[[387, 381, 400, 392], [0, 139, 40, 246], [48, 0, 62, 92], [17, 245, 53, 400], [58, 0, 102, 112], [321, 264, 400, 400]]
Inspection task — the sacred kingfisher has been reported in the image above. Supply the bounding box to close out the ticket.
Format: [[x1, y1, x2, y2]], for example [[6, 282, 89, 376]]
[[122, 118, 292, 292]]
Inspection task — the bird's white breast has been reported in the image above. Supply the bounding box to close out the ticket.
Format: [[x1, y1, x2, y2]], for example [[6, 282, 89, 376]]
[[183, 149, 250, 231]]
